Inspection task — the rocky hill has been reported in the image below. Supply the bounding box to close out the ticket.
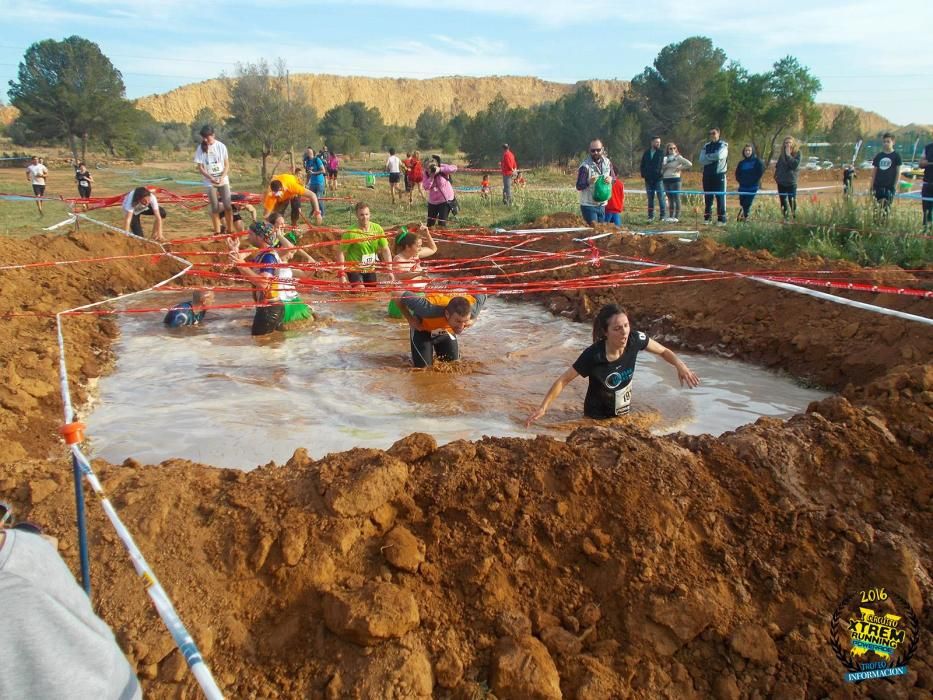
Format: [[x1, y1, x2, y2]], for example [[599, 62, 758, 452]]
[[135, 75, 631, 127], [817, 103, 899, 134]]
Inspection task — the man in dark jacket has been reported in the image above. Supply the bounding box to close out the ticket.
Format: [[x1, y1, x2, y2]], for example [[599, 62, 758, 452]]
[[640, 136, 666, 221]]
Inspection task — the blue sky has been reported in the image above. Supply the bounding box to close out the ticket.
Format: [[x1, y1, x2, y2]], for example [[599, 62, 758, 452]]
[[2, 0, 931, 126]]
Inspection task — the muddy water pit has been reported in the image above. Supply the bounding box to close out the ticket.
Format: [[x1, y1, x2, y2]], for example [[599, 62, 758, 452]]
[[83, 296, 828, 468]]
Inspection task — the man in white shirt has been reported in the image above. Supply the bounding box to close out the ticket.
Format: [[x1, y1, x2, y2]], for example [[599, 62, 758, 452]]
[[121, 187, 166, 242], [25, 156, 49, 215], [194, 125, 233, 235], [386, 147, 403, 204]]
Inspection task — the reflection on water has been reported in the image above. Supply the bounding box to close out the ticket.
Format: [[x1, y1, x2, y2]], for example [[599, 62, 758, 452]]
[[83, 295, 829, 470]]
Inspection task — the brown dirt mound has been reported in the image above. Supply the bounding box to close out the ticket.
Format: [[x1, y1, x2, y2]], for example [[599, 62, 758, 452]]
[[1, 228, 931, 698]]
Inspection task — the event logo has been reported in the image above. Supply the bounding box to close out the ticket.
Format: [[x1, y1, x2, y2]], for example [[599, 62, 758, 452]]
[[830, 587, 920, 683]]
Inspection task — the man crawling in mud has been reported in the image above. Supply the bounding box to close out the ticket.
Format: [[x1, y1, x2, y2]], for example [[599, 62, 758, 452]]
[[526, 303, 699, 425]]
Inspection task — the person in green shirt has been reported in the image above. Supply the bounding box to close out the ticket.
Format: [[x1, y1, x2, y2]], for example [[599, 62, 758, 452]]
[[337, 202, 394, 288]]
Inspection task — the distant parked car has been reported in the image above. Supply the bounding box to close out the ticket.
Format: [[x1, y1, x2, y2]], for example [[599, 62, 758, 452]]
[[821, 161, 834, 169], [859, 160, 874, 170], [805, 161, 822, 171]]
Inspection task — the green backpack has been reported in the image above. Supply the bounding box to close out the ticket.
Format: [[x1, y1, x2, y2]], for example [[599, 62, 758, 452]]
[[365, 173, 376, 189], [593, 175, 611, 203]]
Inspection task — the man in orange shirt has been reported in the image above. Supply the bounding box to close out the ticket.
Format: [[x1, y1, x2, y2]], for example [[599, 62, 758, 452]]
[[500, 143, 517, 206], [262, 172, 323, 226]]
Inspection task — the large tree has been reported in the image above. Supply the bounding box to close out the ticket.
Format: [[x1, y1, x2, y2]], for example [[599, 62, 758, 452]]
[[7, 36, 130, 161], [225, 60, 316, 184], [628, 37, 728, 154], [415, 108, 446, 149], [319, 101, 386, 154], [826, 107, 864, 163]]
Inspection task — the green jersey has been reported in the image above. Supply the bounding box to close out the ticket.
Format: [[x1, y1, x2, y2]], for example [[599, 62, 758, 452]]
[[341, 224, 388, 271]]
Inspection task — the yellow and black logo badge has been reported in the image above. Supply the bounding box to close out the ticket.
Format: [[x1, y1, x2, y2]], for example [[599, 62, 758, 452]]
[[830, 587, 920, 683]]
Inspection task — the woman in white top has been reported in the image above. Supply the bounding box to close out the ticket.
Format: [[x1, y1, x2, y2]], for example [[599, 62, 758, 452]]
[[387, 223, 437, 318], [660, 143, 692, 223], [121, 187, 166, 241]]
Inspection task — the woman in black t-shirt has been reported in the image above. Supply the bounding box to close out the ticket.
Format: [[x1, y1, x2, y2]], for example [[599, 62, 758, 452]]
[[526, 304, 699, 425]]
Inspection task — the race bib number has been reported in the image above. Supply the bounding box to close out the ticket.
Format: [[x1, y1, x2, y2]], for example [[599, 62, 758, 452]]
[[614, 385, 633, 416], [79, 179, 89, 187], [209, 161, 224, 176], [360, 252, 377, 266]]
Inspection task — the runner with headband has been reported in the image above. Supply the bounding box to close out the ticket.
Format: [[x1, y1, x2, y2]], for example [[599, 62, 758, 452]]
[[387, 224, 436, 318]]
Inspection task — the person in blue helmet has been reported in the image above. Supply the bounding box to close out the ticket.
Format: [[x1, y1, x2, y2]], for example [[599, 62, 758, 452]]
[[163, 289, 215, 327]]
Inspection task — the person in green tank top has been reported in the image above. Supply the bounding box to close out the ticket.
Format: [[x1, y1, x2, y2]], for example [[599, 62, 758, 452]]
[[337, 202, 394, 288]]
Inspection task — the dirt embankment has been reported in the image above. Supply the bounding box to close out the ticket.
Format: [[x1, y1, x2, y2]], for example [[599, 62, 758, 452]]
[[1, 228, 931, 699], [135, 75, 630, 127]]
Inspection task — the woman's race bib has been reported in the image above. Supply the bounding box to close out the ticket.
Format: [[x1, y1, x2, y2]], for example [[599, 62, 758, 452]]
[[79, 179, 90, 187], [360, 252, 377, 266], [209, 161, 224, 176]]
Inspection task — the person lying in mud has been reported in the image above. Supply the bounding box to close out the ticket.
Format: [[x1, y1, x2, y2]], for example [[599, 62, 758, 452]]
[[526, 304, 699, 425], [228, 221, 315, 336], [163, 289, 215, 326], [393, 291, 486, 368]]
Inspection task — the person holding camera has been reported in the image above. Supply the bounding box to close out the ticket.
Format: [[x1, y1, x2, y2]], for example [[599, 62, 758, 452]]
[[423, 156, 458, 227]]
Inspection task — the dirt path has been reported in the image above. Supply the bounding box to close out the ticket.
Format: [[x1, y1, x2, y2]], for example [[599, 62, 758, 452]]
[[1, 227, 930, 698]]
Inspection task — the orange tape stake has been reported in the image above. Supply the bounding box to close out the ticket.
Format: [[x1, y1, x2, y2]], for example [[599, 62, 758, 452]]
[[59, 421, 87, 445]]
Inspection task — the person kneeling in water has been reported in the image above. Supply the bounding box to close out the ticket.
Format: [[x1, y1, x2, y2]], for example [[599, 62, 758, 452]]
[[526, 303, 699, 425], [394, 291, 486, 368], [229, 221, 315, 336], [163, 289, 214, 326]]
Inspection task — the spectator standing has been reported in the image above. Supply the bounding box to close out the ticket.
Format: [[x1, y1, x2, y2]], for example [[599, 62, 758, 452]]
[[640, 136, 666, 221], [74, 162, 94, 209], [871, 133, 902, 216], [25, 155, 48, 215], [423, 159, 458, 227], [194, 125, 233, 236], [842, 163, 857, 196], [699, 128, 728, 224], [660, 143, 691, 222], [734, 144, 765, 221], [576, 139, 613, 225], [386, 148, 403, 204], [920, 140, 932, 231], [501, 143, 518, 206], [604, 177, 625, 226], [774, 136, 801, 222]]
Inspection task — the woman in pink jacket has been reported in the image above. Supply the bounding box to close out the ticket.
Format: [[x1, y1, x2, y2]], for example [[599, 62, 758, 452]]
[[423, 156, 457, 227]]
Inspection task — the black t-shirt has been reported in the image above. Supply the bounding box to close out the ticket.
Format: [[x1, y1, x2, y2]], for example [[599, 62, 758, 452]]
[[572, 333, 651, 419], [872, 151, 902, 190], [923, 143, 933, 184], [75, 170, 91, 188]]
